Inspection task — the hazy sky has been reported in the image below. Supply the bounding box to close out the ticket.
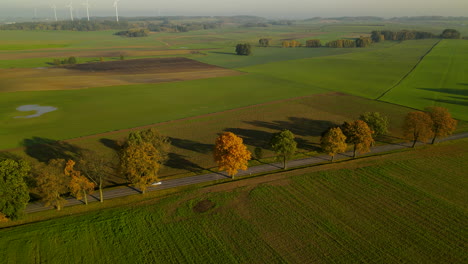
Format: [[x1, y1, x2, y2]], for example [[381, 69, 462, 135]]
[[2, 0, 468, 19]]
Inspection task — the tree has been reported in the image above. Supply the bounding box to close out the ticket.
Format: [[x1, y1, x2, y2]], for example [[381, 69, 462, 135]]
[[359, 112, 388, 139], [403, 111, 433, 148], [441, 29, 461, 39], [326, 39, 356, 48], [34, 159, 70, 210], [341, 120, 374, 158], [213, 132, 251, 179], [125, 128, 171, 164], [270, 130, 297, 169], [259, 38, 270, 47], [355, 37, 372, 48], [66, 160, 95, 205], [67, 56, 77, 64], [306, 39, 322, 47], [425, 106, 457, 144], [0, 159, 30, 220], [120, 142, 161, 194], [282, 41, 290, 48], [235, 43, 252, 55], [289, 40, 301, 47], [320, 127, 347, 162], [77, 150, 114, 203], [371, 31, 384, 42]]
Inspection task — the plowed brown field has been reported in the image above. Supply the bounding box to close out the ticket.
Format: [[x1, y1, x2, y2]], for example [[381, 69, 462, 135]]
[[0, 57, 241, 92]]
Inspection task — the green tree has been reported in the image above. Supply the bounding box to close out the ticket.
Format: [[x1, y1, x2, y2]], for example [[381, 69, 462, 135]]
[[403, 111, 433, 148], [441, 29, 461, 39], [306, 39, 322, 47], [355, 37, 372, 47], [341, 120, 374, 158], [270, 130, 297, 169], [67, 56, 77, 64], [320, 127, 347, 162], [359, 112, 388, 139], [258, 38, 270, 47], [425, 106, 457, 144], [0, 159, 30, 220], [235, 43, 252, 55]]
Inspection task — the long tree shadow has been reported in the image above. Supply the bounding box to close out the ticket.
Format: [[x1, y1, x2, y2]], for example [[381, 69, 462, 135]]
[[169, 137, 214, 154], [418, 88, 468, 96], [422, 98, 468, 107], [224, 128, 273, 148], [165, 153, 204, 172], [100, 138, 121, 151], [245, 117, 338, 138], [22, 137, 83, 162]]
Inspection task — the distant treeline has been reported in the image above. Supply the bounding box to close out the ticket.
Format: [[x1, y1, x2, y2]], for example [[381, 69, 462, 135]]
[[146, 20, 221, 32], [371, 30, 436, 42], [114, 28, 149, 37], [371, 29, 461, 42], [0, 20, 129, 31]]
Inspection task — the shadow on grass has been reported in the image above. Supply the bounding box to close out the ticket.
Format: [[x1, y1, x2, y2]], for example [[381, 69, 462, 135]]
[[210, 51, 236, 55], [418, 88, 468, 96], [245, 117, 338, 138], [22, 137, 83, 162], [169, 137, 213, 154], [224, 128, 272, 148], [165, 153, 204, 172], [100, 138, 121, 151], [225, 127, 322, 152], [422, 98, 468, 107]]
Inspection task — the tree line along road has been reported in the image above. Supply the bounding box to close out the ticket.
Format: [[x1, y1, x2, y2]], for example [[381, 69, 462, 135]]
[[24, 132, 468, 214]]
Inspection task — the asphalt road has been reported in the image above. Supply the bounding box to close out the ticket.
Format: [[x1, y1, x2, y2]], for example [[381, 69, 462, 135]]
[[25, 132, 468, 214]]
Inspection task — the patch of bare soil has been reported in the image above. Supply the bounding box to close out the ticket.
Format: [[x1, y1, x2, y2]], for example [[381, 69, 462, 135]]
[[0, 57, 240, 92], [63, 57, 221, 73], [193, 199, 215, 213]]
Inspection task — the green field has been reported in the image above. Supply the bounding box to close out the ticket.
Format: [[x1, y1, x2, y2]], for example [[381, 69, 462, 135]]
[[242, 39, 439, 99], [0, 39, 439, 150], [381, 40, 468, 120], [1, 139, 466, 263]]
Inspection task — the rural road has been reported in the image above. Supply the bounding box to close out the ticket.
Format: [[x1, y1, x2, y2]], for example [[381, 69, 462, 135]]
[[25, 132, 468, 213]]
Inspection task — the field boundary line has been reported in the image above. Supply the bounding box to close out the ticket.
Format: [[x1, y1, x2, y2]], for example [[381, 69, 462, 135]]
[[375, 39, 441, 100]]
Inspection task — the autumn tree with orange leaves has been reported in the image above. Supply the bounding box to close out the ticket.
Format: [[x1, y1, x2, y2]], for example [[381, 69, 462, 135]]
[[320, 127, 347, 162], [403, 111, 433, 148], [66, 160, 95, 205], [341, 120, 374, 158], [425, 106, 457, 144], [213, 132, 251, 179]]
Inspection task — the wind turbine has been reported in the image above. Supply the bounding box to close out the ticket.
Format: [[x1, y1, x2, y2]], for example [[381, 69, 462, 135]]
[[66, 1, 74, 21], [51, 4, 58, 21], [113, 0, 120, 22], [83, 0, 90, 21]]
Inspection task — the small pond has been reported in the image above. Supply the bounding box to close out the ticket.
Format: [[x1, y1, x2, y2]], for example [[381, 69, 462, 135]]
[[15, 105, 58, 118]]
